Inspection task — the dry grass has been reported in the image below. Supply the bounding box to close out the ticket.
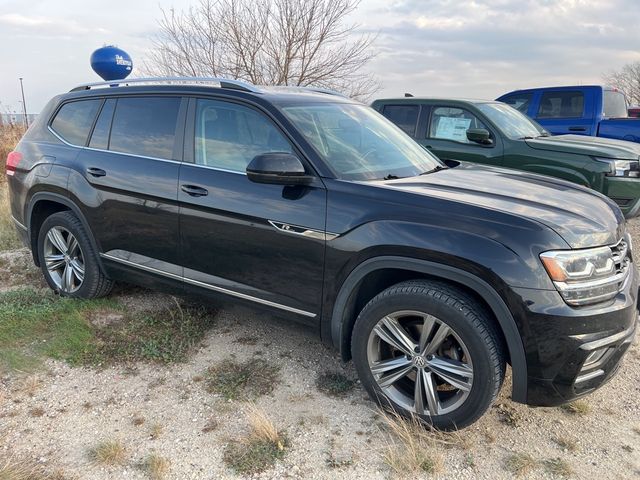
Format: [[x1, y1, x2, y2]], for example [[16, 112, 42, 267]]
[[504, 452, 538, 476], [560, 401, 590, 416], [150, 423, 164, 439], [544, 457, 574, 477], [0, 125, 25, 252], [15, 375, 42, 397], [553, 435, 579, 453], [143, 454, 170, 480], [223, 404, 288, 475], [205, 358, 280, 400], [0, 456, 69, 480], [315, 372, 356, 397], [132, 416, 145, 427], [378, 409, 450, 476], [88, 439, 127, 465], [29, 406, 45, 417], [0, 124, 25, 163]]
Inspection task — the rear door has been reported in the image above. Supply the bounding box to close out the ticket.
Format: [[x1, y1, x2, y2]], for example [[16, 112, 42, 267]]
[[533, 90, 594, 135], [73, 95, 186, 281], [178, 97, 326, 321], [423, 105, 503, 166]]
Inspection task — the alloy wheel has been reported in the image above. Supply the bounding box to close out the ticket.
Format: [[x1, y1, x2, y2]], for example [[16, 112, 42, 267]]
[[43, 226, 85, 293], [367, 310, 474, 416]]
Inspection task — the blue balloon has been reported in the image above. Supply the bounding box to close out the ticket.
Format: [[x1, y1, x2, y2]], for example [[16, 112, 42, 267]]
[[90, 46, 133, 81]]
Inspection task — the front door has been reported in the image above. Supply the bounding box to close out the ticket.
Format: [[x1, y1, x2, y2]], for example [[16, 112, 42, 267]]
[[424, 106, 503, 166], [178, 97, 327, 322]]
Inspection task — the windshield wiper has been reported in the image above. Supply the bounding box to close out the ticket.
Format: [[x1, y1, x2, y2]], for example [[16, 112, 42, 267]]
[[419, 165, 448, 175], [383, 174, 400, 180]]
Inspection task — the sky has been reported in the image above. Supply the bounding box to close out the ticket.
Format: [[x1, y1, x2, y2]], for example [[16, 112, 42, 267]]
[[1, 0, 639, 113]]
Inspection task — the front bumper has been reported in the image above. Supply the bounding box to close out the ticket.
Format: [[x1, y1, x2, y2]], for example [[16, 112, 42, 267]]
[[510, 262, 638, 407]]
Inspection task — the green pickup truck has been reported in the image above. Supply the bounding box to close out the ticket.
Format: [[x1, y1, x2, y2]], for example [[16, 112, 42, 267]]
[[371, 98, 640, 217]]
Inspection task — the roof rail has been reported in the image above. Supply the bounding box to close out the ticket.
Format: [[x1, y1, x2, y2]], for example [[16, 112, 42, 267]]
[[259, 85, 348, 98], [69, 76, 261, 93]]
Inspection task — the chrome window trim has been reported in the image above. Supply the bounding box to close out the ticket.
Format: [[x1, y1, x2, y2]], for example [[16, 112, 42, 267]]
[[268, 220, 339, 241], [100, 252, 316, 318]]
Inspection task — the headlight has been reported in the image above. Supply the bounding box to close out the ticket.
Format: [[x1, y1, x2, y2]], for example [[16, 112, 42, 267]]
[[595, 157, 640, 177], [540, 242, 630, 306]]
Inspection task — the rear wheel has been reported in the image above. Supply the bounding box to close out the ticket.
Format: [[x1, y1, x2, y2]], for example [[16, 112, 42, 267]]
[[352, 280, 506, 430], [37, 211, 113, 299]]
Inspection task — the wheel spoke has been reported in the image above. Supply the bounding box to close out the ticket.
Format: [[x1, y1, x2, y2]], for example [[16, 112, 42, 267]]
[[70, 259, 84, 282], [423, 371, 440, 416], [419, 315, 437, 354], [61, 264, 73, 291], [428, 356, 473, 392], [414, 366, 425, 413], [45, 254, 65, 271], [423, 323, 451, 355], [67, 236, 79, 256], [373, 316, 417, 356], [47, 228, 68, 254], [370, 356, 412, 376], [377, 364, 415, 388]]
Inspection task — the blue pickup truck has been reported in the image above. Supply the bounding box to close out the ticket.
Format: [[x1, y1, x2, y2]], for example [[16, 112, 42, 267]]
[[497, 85, 640, 143]]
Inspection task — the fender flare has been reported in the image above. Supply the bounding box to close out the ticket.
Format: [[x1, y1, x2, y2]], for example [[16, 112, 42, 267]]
[[26, 192, 105, 271], [330, 256, 528, 403]]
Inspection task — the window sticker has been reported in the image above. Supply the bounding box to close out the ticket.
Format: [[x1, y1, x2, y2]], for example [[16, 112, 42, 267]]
[[435, 117, 471, 142]]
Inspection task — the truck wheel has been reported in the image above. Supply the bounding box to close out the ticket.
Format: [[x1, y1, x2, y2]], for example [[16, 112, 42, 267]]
[[37, 211, 113, 299], [351, 280, 506, 430]]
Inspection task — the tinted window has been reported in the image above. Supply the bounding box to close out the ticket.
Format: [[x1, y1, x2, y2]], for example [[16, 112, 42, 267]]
[[109, 97, 181, 160], [50, 100, 101, 146], [501, 93, 533, 114], [537, 91, 584, 118], [429, 107, 489, 143], [89, 99, 116, 150], [381, 105, 419, 136], [603, 90, 628, 118], [195, 99, 292, 172]]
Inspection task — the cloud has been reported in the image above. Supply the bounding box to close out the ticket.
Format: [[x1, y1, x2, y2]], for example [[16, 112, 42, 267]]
[[0, 12, 109, 36]]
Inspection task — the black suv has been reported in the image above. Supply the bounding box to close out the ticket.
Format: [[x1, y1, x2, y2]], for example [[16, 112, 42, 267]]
[[7, 78, 638, 429]]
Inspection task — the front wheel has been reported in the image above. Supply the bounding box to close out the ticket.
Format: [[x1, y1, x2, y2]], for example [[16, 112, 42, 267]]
[[37, 211, 113, 299], [351, 280, 506, 430]]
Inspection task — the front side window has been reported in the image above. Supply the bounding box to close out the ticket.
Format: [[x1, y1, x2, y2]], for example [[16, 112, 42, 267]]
[[281, 103, 440, 181], [476, 102, 547, 140], [500, 93, 533, 114], [381, 105, 419, 136], [429, 107, 489, 144], [537, 91, 584, 118], [195, 99, 293, 172], [109, 97, 181, 160], [50, 100, 101, 146]]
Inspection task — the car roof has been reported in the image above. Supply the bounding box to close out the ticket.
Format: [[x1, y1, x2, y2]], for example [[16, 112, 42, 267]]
[[372, 97, 497, 105], [61, 78, 358, 107]]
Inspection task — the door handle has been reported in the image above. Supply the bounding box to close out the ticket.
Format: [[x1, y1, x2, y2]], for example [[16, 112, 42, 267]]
[[568, 127, 586, 132], [86, 167, 106, 177], [181, 184, 209, 197]]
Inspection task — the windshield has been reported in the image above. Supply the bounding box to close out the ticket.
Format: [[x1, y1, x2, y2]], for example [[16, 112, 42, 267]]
[[281, 103, 441, 181], [477, 102, 547, 140], [603, 90, 628, 118]]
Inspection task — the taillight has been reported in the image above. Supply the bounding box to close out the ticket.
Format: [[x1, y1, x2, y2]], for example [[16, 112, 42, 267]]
[[6, 151, 22, 176]]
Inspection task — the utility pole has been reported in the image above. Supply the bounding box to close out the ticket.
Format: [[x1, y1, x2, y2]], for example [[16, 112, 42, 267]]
[[19, 77, 28, 128]]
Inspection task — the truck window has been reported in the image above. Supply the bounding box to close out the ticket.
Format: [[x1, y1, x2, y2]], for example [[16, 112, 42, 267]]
[[603, 90, 628, 118], [500, 93, 533, 114], [381, 105, 419, 136], [537, 91, 584, 118], [429, 107, 489, 143]]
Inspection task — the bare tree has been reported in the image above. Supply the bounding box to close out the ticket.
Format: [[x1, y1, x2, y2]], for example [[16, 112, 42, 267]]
[[603, 61, 640, 106], [143, 0, 379, 100]]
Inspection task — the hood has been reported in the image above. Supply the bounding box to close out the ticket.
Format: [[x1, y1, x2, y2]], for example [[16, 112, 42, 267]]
[[382, 163, 624, 248], [525, 134, 640, 160]]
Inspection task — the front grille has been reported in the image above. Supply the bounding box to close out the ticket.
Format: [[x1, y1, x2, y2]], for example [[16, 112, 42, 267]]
[[610, 237, 629, 273]]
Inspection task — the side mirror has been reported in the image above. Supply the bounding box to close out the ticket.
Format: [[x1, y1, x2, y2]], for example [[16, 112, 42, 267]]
[[246, 153, 313, 186], [466, 128, 493, 145]]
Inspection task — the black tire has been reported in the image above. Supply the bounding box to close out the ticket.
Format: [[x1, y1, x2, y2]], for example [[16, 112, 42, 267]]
[[351, 280, 506, 430], [37, 211, 113, 299]]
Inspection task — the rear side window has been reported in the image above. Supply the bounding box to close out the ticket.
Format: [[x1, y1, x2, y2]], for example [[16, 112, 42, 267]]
[[50, 100, 101, 146], [89, 99, 116, 150], [500, 93, 533, 114], [380, 105, 419, 136], [109, 97, 181, 160], [537, 91, 584, 118], [603, 90, 628, 118]]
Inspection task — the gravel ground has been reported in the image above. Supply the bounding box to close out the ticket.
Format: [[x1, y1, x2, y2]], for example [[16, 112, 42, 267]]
[[1, 221, 640, 479]]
